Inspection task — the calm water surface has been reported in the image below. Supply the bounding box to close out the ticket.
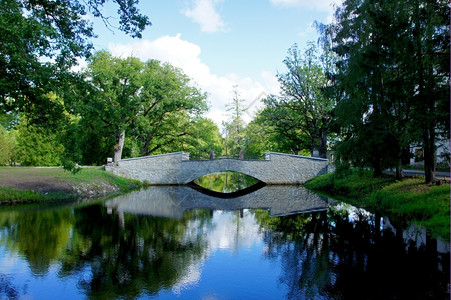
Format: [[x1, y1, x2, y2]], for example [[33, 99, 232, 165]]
[[0, 185, 449, 299]]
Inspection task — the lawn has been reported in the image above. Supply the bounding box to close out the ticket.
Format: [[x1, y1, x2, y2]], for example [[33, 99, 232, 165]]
[[305, 170, 450, 240]]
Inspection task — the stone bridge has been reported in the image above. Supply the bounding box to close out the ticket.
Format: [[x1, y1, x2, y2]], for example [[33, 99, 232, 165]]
[[105, 152, 330, 185]]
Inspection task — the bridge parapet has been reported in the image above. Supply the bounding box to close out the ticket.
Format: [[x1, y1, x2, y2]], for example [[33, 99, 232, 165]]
[[105, 152, 329, 185]]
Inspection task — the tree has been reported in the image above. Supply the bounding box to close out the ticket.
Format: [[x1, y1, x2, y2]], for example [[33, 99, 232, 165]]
[[242, 112, 274, 158], [175, 117, 223, 159], [222, 85, 246, 157], [324, 0, 449, 181], [130, 62, 208, 158], [16, 117, 63, 166], [71, 51, 208, 164], [0, 125, 17, 165], [264, 42, 336, 158], [0, 0, 150, 125], [256, 106, 311, 155], [407, 0, 449, 182], [325, 0, 407, 176]]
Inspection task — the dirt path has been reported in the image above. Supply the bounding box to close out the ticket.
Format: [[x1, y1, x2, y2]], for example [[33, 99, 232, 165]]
[[0, 168, 74, 193]]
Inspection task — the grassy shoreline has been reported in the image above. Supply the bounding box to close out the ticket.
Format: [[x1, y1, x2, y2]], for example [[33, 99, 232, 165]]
[[0, 166, 142, 204], [305, 170, 450, 240]]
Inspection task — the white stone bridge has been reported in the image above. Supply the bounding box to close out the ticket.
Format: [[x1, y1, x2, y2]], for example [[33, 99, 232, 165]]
[[105, 152, 330, 185]]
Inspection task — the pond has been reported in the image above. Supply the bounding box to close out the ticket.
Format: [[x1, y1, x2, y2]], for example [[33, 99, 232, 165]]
[[0, 183, 449, 299]]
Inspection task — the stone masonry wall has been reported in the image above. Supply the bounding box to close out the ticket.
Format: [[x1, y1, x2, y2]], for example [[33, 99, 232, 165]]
[[105, 152, 329, 184]]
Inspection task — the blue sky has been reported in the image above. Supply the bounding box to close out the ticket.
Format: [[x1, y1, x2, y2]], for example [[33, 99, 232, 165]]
[[88, 0, 340, 125]]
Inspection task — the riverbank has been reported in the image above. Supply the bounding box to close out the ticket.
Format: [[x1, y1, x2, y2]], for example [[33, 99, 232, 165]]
[[305, 170, 450, 240], [0, 166, 142, 204]]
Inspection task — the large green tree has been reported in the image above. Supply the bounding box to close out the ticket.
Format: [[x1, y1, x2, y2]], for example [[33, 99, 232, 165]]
[[325, 0, 449, 181], [263, 42, 336, 158], [174, 117, 223, 159], [407, 0, 449, 182], [0, 0, 150, 125], [129, 61, 208, 158], [254, 106, 311, 156], [71, 51, 208, 164]]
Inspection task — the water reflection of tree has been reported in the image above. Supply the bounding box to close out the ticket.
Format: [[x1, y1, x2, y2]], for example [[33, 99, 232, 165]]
[[0, 209, 73, 275], [58, 205, 212, 299], [253, 207, 449, 299], [0, 273, 19, 299]]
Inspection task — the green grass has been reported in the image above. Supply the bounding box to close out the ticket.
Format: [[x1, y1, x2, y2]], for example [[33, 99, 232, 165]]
[[57, 167, 142, 192], [0, 186, 65, 203], [305, 169, 395, 199], [306, 170, 450, 240]]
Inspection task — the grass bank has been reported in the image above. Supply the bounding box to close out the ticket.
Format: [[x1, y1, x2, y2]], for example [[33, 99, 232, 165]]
[[0, 166, 142, 204], [305, 170, 450, 240]]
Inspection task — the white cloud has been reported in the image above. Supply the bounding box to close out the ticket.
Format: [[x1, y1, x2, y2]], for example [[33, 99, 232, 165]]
[[270, 0, 341, 23], [183, 0, 228, 33], [108, 34, 275, 126]]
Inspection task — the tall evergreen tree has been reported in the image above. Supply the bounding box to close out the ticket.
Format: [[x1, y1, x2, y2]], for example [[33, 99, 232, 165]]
[[407, 0, 450, 182], [324, 0, 449, 181], [222, 85, 246, 157]]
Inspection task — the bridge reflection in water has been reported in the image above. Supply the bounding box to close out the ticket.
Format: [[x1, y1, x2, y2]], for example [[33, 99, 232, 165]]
[[105, 185, 337, 219]]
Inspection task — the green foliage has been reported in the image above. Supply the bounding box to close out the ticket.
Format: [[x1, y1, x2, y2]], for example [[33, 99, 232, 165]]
[[0, 125, 17, 165], [67, 51, 209, 164], [16, 119, 63, 166], [0, 1, 151, 166], [257, 104, 311, 155], [222, 85, 246, 157], [180, 117, 223, 159], [261, 42, 336, 158], [242, 115, 272, 158], [0, 186, 52, 202], [324, 0, 449, 181], [306, 169, 394, 199], [366, 179, 450, 239], [242, 109, 309, 158], [0, 0, 150, 125]]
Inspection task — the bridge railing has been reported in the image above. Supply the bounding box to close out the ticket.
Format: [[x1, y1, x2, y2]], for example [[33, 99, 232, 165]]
[[186, 154, 267, 161], [186, 152, 328, 162]]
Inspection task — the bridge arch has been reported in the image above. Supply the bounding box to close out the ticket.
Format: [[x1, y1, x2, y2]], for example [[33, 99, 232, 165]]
[[105, 152, 330, 185], [180, 158, 270, 184]]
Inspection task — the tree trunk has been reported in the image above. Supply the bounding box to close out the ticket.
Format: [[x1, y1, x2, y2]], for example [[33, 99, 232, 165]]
[[395, 145, 404, 180], [395, 158, 403, 180], [373, 157, 383, 177], [423, 126, 436, 183], [319, 129, 328, 159], [113, 129, 125, 164], [140, 143, 149, 157]]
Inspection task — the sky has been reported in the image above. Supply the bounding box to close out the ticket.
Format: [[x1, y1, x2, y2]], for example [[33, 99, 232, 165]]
[[87, 0, 340, 126]]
